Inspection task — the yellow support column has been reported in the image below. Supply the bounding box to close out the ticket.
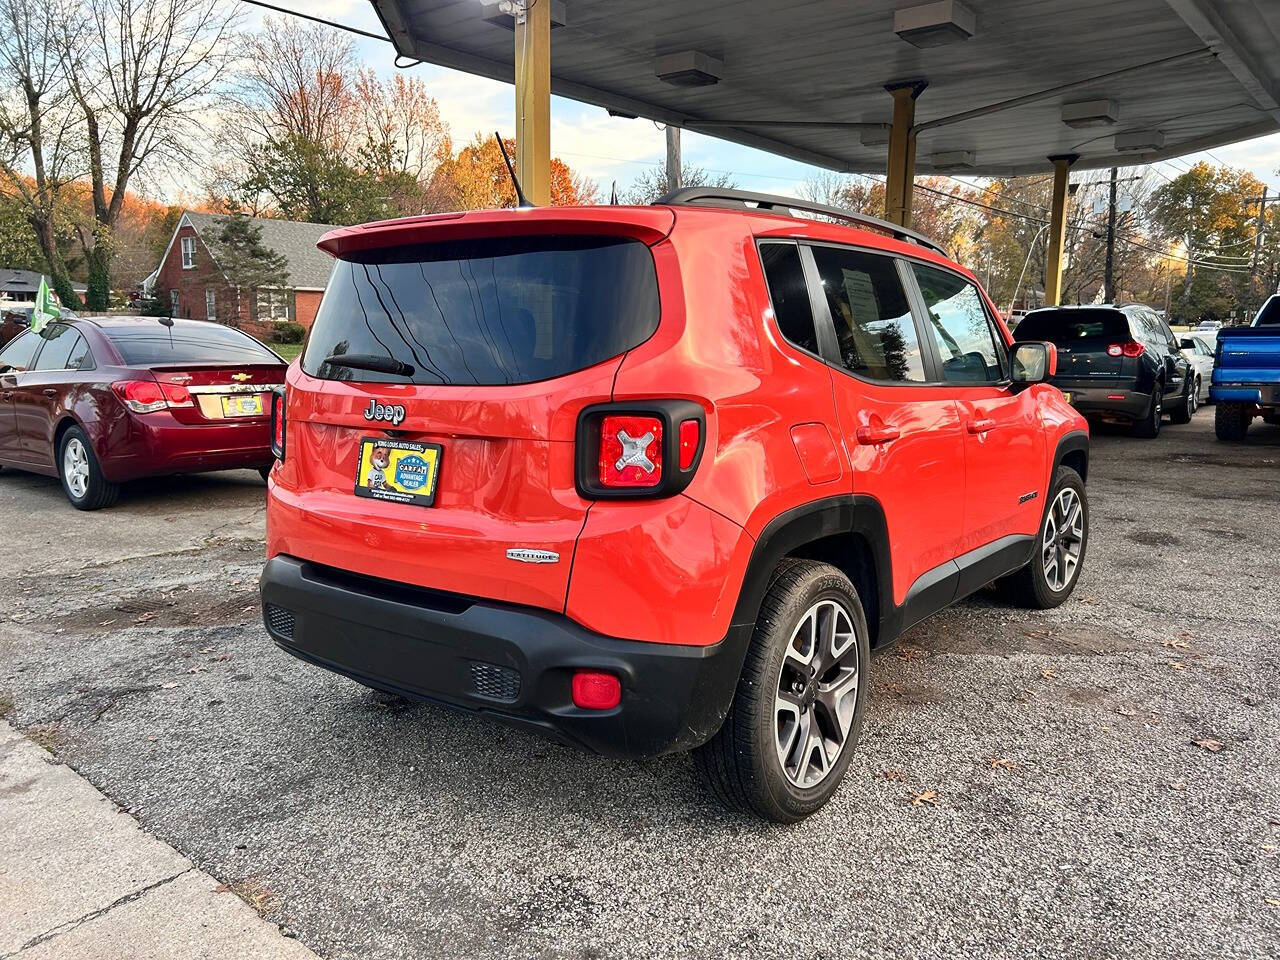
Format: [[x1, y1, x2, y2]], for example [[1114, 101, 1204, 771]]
[[884, 81, 926, 227], [514, 0, 551, 204], [1044, 154, 1077, 306]]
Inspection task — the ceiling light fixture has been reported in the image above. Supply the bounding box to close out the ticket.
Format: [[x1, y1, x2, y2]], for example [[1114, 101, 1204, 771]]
[[894, 1, 976, 48], [654, 51, 724, 88]]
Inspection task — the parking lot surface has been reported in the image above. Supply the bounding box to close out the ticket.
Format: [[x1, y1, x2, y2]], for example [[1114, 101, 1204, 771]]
[[2, 414, 1279, 960]]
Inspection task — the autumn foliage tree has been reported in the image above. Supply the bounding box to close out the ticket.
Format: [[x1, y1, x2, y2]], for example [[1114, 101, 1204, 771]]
[[426, 134, 599, 211]]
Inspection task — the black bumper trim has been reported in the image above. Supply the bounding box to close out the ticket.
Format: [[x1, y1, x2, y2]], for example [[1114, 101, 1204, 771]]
[[260, 555, 750, 758]]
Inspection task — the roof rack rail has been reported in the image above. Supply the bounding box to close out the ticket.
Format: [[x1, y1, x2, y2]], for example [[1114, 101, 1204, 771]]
[[655, 186, 948, 257]]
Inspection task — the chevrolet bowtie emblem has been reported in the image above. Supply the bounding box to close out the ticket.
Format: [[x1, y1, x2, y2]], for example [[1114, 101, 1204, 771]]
[[232, 373, 252, 381]]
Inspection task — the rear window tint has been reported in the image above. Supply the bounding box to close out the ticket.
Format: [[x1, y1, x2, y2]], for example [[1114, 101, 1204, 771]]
[[105, 323, 280, 365], [759, 242, 819, 356], [302, 235, 660, 385], [1013, 309, 1129, 345]]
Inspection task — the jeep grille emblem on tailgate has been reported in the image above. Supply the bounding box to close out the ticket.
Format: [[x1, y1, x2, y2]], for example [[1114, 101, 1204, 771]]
[[506, 549, 559, 564], [363, 399, 406, 425]]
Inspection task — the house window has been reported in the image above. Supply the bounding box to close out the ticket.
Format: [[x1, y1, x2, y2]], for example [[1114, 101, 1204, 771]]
[[169, 289, 179, 315], [205, 288, 216, 320], [181, 236, 196, 269], [256, 289, 293, 321]]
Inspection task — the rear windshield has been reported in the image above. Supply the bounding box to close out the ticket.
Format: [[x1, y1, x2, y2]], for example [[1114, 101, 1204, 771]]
[[1013, 309, 1129, 345], [1256, 297, 1280, 326], [105, 323, 280, 365], [302, 235, 661, 385]]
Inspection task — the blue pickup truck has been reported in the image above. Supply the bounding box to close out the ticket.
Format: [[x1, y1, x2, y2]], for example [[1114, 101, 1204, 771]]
[[1212, 295, 1280, 440]]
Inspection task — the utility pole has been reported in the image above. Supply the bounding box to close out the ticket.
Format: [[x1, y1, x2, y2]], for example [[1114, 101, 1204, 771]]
[[1104, 166, 1119, 302], [1251, 187, 1269, 311], [665, 125, 682, 193]]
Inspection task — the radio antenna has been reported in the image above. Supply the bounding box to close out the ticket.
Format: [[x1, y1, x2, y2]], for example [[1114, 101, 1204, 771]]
[[495, 132, 533, 208]]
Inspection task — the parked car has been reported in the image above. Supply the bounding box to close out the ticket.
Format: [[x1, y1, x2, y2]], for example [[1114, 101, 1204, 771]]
[[1211, 294, 1280, 440], [1178, 333, 1215, 405], [0, 316, 286, 508], [1197, 320, 1224, 331], [1012, 304, 1196, 437], [0, 304, 33, 348], [259, 189, 1091, 822]]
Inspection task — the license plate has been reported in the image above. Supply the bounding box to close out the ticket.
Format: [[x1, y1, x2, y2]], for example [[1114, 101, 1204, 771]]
[[1062, 392, 1072, 404], [220, 394, 263, 417], [354, 438, 441, 507]]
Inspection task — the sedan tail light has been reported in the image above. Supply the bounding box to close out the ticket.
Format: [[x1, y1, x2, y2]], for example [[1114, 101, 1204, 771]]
[[269, 388, 286, 460], [576, 400, 705, 499], [112, 379, 192, 413], [1107, 342, 1145, 358]]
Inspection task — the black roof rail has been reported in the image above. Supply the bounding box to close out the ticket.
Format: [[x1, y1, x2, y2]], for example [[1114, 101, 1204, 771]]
[[655, 186, 949, 257]]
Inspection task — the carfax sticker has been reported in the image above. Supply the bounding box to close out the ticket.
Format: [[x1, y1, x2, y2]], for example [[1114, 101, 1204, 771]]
[[354, 438, 441, 507]]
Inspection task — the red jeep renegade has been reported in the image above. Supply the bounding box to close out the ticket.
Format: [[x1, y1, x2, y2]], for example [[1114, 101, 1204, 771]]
[[260, 188, 1089, 822]]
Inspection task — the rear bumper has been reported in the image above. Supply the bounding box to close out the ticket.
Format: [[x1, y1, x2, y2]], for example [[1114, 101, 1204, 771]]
[[1210, 383, 1280, 406], [1052, 381, 1150, 420], [99, 411, 273, 481], [259, 554, 748, 758]]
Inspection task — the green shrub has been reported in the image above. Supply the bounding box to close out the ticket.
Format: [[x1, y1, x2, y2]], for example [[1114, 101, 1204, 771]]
[[269, 321, 306, 343]]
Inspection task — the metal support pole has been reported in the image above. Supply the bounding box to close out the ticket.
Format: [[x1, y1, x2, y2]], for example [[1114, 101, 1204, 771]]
[[1044, 155, 1077, 306], [1251, 187, 1268, 303], [665, 125, 682, 192], [514, 0, 551, 204], [884, 81, 926, 227], [1104, 166, 1118, 302]]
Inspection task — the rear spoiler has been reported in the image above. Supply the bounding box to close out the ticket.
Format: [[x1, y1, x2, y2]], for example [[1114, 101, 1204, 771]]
[[317, 207, 677, 259]]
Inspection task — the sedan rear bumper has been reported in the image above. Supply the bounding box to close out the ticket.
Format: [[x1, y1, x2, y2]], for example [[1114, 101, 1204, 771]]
[[98, 411, 273, 481]]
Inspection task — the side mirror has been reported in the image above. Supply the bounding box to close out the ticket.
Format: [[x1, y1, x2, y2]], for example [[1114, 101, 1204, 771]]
[[1011, 341, 1055, 387]]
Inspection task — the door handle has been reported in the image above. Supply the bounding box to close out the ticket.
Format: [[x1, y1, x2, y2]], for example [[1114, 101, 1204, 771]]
[[967, 418, 997, 434], [856, 424, 901, 445], [43, 388, 57, 398]]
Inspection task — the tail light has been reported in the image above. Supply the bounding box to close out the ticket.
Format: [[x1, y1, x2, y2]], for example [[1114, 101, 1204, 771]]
[[1107, 342, 1145, 358], [576, 400, 705, 499], [269, 388, 286, 460], [112, 379, 193, 413]]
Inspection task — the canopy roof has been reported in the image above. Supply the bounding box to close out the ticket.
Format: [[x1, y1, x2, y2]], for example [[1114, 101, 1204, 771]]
[[369, 0, 1280, 175]]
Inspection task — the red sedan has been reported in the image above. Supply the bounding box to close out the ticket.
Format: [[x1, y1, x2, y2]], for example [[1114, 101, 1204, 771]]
[[0, 316, 286, 509]]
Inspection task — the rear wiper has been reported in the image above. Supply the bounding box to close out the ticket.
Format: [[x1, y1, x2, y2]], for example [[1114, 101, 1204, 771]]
[[323, 354, 414, 377]]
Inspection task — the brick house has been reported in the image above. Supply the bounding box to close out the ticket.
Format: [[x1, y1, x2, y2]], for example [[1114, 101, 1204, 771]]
[[144, 211, 337, 332]]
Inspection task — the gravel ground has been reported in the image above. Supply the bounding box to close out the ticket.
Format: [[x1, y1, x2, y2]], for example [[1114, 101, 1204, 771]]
[[1, 413, 1278, 960]]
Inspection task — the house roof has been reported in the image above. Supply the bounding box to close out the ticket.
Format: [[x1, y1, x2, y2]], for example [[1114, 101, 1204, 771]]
[[183, 212, 339, 290], [0, 268, 88, 295]]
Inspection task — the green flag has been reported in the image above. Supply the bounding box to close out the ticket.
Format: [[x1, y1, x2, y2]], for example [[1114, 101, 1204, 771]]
[[31, 275, 60, 334]]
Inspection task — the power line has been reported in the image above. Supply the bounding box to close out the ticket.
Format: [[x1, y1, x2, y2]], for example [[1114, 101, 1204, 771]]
[[238, 0, 393, 43]]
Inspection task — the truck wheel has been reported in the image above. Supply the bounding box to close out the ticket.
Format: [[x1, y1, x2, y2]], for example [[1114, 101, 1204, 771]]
[[995, 466, 1088, 609], [1132, 389, 1162, 438], [1168, 376, 1195, 424], [58, 426, 119, 510], [1214, 402, 1252, 441], [694, 559, 869, 823]]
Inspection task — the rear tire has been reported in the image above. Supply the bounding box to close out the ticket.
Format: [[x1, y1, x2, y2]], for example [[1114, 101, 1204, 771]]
[[58, 426, 119, 510], [694, 559, 869, 823], [1215, 402, 1252, 441], [1131, 388, 1162, 438], [995, 466, 1088, 609], [1168, 376, 1195, 424]]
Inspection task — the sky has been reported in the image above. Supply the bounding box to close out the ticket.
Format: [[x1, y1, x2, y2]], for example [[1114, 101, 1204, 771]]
[[230, 0, 1280, 206]]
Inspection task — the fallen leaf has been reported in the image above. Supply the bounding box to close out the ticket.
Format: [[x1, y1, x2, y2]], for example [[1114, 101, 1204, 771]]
[[1266, 897, 1280, 908], [1192, 737, 1224, 753], [187, 666, 207, 675], [211, 653, 231, 662], [1040, 668, 1057, 680], [882, 769, 907, 783], [1262, 844, 1276, 853], [198, 646, 215, 654], [989, 757, 1018, 771], [1115, 706, 1138, 717], [98, 619, 116, 626], [911, 789, 940, 807], [134, 611, 157, 624], [897, 647, 923, 661], [1170, 662, 1187, 671], [161, 682, 178, 690], [1161, 637, 1189, 650]]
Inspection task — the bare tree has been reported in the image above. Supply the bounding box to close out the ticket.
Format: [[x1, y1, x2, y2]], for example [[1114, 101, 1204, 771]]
[[58, 0, 238, 308], [351, 68, 445, 184], [0, 0, 83, 306]]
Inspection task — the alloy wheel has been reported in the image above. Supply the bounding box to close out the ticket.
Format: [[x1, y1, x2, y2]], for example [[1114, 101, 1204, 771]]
[[774, 599, 860, 788], [1041, 487, 1084, 592], [63, 438, 90, 500]]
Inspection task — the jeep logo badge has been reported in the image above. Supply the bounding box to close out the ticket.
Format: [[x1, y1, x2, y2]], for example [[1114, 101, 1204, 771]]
[[363, 399, 406, 426]]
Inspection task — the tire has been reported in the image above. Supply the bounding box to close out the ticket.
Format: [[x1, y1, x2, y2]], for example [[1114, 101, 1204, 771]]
[[694, 559, 870, 823], [1215, 402, 1252, 441], [1131, 387, 1162, 438], [58, 426, 119, 510], [995, 466, 1088, 609], [1168, 375, 1195, 424]]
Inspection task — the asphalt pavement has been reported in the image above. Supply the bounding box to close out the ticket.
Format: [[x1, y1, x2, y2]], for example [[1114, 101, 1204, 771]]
[[1, 413, 1278, 959]]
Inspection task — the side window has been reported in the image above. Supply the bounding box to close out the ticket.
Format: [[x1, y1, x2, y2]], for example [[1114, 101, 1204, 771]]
[[808, 246, 926, 382], [912, 264, 1006, 384], [32, 324, 79, 371], [66, 334, 93, 370], [759, 242, 820, 356], [0, 331, 39, 372]]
